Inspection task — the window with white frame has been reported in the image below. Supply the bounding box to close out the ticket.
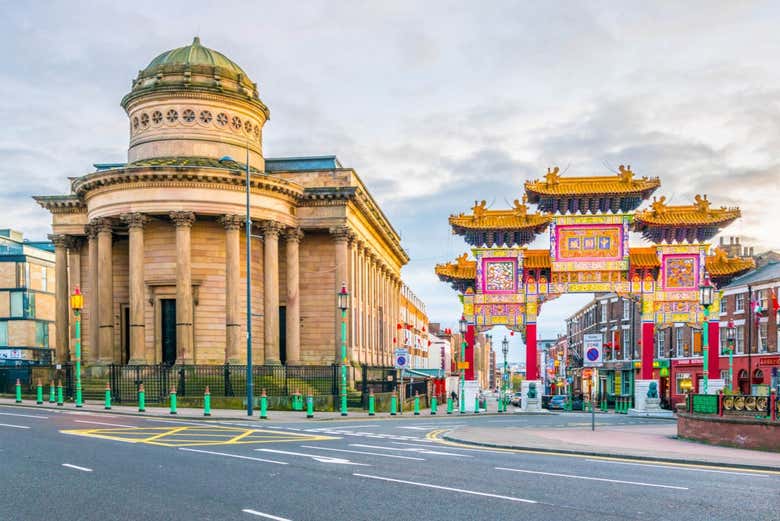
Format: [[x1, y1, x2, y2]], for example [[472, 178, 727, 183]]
[[735, 294, 744, 312], [601, 302, 607, 323], [675, 327, 684, 357], [622, 300, 630, 320], [736, 325, 745, 353], [758, 289, 768, 312], [758, 323, 768, 353], [720, 296, 727, 314], [657, 331, 665, 358], [720, 327, 729, 353]]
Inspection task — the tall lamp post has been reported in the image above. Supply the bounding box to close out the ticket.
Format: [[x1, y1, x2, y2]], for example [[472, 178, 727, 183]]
[[337, 282, 349, 416], [70, 287, 84, 408], [726, 320, 736, 392], [458, 314, 467, 414], [699, 276, 714, 394], [501, 336, 509, 412]]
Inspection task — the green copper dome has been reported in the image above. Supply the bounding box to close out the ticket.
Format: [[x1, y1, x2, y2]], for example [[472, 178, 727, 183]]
[[143, 37, 248, 77], [122, 37, 268, 118]]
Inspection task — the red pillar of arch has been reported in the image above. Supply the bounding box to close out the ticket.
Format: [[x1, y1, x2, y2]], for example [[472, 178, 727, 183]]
[[708, 320, 720, 378], [526, 322, 538, 381], [465, 324, 475, 380], [641, 321, 655, 380]]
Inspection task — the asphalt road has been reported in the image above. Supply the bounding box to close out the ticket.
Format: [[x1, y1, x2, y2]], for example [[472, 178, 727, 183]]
[[1, 404, 778, 521]]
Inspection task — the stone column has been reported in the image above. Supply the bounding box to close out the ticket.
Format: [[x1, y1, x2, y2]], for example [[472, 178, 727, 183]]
[[86, 224, 99, 363], [285, 227, 303, 364], [330, 225, 351, 363], [262, 221, 283, 365], [122, 213, 147, 364], [95, 218, 114, 363], [50, 234, 70, 363], [66, 236, 82, 359], [170, 211, 195, 364], [219, 215, 243, 364]]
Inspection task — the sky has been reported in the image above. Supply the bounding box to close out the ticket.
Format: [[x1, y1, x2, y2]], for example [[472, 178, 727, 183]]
[[2, 2, 780, 362]]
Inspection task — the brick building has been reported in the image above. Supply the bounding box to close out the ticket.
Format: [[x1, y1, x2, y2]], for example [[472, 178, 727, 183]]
[[0, 230, 56, 366]]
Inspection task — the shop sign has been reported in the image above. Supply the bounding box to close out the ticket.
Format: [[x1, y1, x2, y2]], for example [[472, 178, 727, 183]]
[[758, 356, 780, 366]]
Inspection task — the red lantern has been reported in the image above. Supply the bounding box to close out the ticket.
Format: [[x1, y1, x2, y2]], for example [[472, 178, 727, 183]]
[[427, 340, 432, 346], [510, 331, 514, 336], [397, 323, 402, 330]]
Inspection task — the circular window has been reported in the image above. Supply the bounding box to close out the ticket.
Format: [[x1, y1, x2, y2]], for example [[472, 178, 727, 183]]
[[166, 109, 179, 123], [231, 116, 242, 130], [244, 120, 253, 133], [140, 113, 149, 127], [183, 109, 196, 123], [216, 112, 228, 126], [133, 117, 139, 130], [199, 110, 212, 124], [152, 111, 163, 124]]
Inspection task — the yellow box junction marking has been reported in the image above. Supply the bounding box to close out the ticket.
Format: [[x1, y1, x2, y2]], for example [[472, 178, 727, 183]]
[[61, 425, 337, 447]]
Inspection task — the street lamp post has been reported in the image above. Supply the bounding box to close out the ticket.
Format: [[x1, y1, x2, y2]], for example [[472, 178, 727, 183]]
[[501, 336, 509, 412], [458, 315, 467, 414], [699, 276, 714, 394], [727, 320, 736, 392], [337, 283, 349, 416], [70, 287, 84, 408]]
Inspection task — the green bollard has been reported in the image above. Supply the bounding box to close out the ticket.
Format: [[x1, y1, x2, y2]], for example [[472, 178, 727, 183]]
[[169, 386, 177, 415], [56, 380, 63, 406], [368, 390, 375, 416], [49, 380, 55, 404], [447, 396, 453, 414], [306, 393, 314, 419], [260, 389, 268, 420], [390, 393, 397, 416], [203, 386, 211, 417], [138, 383, 146, 412], [104, 382, 112, 410], [431, 395, 437, 415], [474, 395, 480, 414], [414, 391, 420, 415], [15, 378, 22, 403], [36, 379, 43, 405]]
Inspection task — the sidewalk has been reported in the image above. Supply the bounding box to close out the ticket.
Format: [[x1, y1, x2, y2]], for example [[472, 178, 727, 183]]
[[444, 420, 780, 470]]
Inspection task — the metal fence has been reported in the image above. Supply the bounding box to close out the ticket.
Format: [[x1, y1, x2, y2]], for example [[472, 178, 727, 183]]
[[688, 392, 777, 420], [360, 366, 397, 395], [0, 365, 76, 398], [404, 380, 428, 400]]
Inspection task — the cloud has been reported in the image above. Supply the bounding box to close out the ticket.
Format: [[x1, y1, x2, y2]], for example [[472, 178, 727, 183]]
[[2, 1, 780, 338]]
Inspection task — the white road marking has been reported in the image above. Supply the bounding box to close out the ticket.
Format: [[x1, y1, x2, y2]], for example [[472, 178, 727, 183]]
[[0, 423, 30, 429], [353, 473, 537, 503], [0, 412, 48, 419], [299, 445, 425, 461], [73, 420, 138, 428], [496, 467, 688, 490], [350, 443, 471, 457], [584, 459, 770, 477], [397, 426, 433, 431], [62, 463, 92, 472], [241, 509, 292, 520], [255, 448, 370, 466], [179, 448, 287, 465]]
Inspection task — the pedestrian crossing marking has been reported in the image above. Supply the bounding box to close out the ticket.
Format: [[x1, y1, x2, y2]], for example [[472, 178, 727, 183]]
[[61, 425, 337, 447]]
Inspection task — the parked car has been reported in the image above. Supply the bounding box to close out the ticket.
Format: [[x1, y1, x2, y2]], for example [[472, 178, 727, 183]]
[[509, 392, 522, 407], [541, 395, 553, 409], [548, 395, 567, 410]]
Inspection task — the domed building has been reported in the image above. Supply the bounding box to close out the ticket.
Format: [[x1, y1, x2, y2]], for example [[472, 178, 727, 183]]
[[34, 38, 409, 370]]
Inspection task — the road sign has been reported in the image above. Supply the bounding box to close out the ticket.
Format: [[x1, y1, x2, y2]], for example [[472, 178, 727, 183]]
[[583, 333, 603, 367], [394, 348, 409, 369], [502, 373, 509, 381]]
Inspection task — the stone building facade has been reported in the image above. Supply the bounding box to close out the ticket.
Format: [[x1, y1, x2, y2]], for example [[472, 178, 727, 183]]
[[34, 38, 408, 369]]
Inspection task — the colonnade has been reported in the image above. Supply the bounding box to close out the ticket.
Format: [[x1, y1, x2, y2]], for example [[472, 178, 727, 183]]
[[51, 214, 400, 367]]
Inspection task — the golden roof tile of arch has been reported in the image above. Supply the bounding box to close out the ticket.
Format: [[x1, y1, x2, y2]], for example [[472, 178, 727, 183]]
[[524, 165, 660, 198], [706, 247, 755, 277], [633, 195, 741, 227], [448, 197, 552, 231]]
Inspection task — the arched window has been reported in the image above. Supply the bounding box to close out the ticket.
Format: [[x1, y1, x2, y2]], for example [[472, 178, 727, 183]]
[[738, 369, 748, 380], [753, 369, 763, 381]]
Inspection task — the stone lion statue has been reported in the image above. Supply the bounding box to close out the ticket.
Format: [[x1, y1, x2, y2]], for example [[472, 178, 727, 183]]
[[647, 381, 658, 398], [527, 382, 538, 399]]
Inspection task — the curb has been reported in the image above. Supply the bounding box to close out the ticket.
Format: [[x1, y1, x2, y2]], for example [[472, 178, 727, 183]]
[[1, 401, 556, 422], [441, 433, 780, 473]]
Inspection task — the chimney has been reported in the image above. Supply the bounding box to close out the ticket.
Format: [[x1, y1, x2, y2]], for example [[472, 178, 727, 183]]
[[749, 246, 754, 256], [736, 237, 741, 245], [720, 236, 724, 245], [730, 237, 734, 245]]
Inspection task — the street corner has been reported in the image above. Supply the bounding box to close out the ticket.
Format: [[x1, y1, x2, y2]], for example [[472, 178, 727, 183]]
[[60, 424, 338, 447]]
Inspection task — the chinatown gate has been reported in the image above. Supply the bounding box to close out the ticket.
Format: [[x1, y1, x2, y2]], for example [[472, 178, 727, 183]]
[[436, 165, 754, 413]]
